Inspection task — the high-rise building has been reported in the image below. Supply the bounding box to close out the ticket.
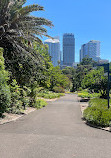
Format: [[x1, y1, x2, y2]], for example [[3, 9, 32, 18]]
[[63, 33, 75, 66], [44, 38, 60, 67], [80, 40, 100, 62], [60, 50, 63, 64]]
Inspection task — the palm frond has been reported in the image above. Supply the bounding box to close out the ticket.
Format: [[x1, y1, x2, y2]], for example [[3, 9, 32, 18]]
[[20, 16, 53, 27], [12, 4, 44, 23], [0, 0, 53, 69]]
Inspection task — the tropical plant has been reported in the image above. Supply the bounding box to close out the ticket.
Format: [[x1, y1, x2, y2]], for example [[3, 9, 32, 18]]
[[0, 0, 53, 52], [0, 0, 53, 84]]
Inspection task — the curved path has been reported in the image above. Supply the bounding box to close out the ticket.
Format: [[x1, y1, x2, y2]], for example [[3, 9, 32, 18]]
[[0, 94, 111, 158]]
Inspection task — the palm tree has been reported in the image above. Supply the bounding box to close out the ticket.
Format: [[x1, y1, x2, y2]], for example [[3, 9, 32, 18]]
[[0, 0, 53, 58]]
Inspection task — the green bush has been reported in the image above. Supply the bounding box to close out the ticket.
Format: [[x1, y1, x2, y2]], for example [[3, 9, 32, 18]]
[[20, 87, 30, 108], [32, 98, 47, 109], [88, 98, 108, 108], [83, 98, 111, 127], [0, 84, 11, 116], [53, 86, 65, 93], [8, 79, 23, 114], [0, 48, 11, 116], [31, 85, 45, 98]]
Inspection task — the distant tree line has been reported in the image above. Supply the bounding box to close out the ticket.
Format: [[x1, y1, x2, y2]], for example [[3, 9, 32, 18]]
[[62, 57, 111, 98]]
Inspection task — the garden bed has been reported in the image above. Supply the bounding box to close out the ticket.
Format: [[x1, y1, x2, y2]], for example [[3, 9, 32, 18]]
[[83, 98, 111, 127], [0, 94, 64, 125], [78, 96, 111, 132], [0, 107, 36, 125]]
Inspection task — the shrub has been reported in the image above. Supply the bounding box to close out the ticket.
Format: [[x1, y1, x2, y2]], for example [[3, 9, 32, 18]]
[[31, 85, 45, 98], [0, 84, 11, 116], [83, 98, 111, 127], [32, 98, 47, 109], [53, 86, 65, 93], [8, 79, 23, 114], [20, 87, 30, 109], [0, 48, 11, 116]]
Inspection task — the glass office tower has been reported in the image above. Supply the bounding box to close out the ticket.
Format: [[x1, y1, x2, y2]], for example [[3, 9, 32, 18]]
[[44, 38, 60, 67], [80, 40, 100, 62], [63, 33, 75, 67]]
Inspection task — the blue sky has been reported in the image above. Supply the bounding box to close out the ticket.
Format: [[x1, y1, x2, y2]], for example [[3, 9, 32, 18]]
[[25, 0, 111, 62]]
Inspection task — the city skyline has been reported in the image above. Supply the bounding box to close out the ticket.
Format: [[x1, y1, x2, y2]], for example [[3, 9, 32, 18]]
[[25, 0, 111, 62], [45, 35, 106, 65], [45, 34, 107, 65]]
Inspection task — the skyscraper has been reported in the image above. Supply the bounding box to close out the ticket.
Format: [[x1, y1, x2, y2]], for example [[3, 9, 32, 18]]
[[80, 40, 100, 62], [63, 33, 75, 66], [44, 38, 60, 67]]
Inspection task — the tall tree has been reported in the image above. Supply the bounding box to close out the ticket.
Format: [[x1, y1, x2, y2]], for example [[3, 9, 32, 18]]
[[81, 67, 108, 98], [62, 67, 77, 91], [0, 0, 53, 54], [80, 57, 96, 66], [0, 0, 53, 84]]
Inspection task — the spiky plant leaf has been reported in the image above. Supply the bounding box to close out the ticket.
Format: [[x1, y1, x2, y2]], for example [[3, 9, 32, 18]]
[[0, 0, 53, 56], [0, 0, 53, 85]]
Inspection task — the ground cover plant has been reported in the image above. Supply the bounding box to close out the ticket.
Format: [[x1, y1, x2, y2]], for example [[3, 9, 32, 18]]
[[83, 98, 111, 127], [78, 90, 100, 98], [36, 91, 65, 99]]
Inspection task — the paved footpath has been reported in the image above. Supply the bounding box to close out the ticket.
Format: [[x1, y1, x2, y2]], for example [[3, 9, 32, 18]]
[[0, 94, 111, 158]]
